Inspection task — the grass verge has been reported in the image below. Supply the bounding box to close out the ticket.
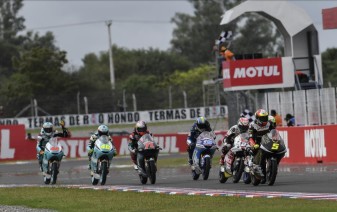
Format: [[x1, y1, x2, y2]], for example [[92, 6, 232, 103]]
[[0, 187, 337, 212]]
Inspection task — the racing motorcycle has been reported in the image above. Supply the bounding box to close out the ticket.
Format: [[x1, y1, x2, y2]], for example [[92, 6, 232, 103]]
[[90, 135, 116, 185], [191, 131, 217, 180], [242, 149, 263, 186], [260, 129, 287, 186], [137, 133, 160, 184], [42, 137, 64, 185], [219, 133, 250, 184]]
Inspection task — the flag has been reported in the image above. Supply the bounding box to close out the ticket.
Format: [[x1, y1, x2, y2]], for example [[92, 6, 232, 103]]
[[215, 31, 232, 45]]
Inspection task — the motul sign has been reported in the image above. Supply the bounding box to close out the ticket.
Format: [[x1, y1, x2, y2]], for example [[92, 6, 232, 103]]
[[223, 57, 288, 91], [322, 7, 337, 30]]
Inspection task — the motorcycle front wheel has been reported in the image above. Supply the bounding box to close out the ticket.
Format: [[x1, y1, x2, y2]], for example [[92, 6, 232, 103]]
[[147, 160, 156, 184], [202, 157, 211, 180], [100, 161, 108, 185], [51, 162, 58, 185], [266, 158, 278, 186], [232, 158, 244, 183]]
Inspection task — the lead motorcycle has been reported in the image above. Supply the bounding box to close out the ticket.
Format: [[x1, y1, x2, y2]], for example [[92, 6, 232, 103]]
[[219, 133, 250, 184], [137, 133, 160, 184], [90, 135, 116, 185], [260, 129, 287, 186], [191, 131, 217, 180], [42, 137, 64, 185]]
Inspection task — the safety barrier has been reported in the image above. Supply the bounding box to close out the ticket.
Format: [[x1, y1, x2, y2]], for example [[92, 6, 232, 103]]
[[0, 125, 336, 164]]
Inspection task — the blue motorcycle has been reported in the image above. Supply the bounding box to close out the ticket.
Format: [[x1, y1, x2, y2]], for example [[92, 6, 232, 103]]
[[41, 137, 64, 185], [191, 131, 217, 180], [90, 135, 116, 185]]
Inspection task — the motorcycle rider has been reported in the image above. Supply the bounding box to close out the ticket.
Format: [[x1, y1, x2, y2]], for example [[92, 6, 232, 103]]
[[128, 121, 152, 170], [87, 124, 117, 169], [248, 109, 271, 184], [269, 115, 277, 130], [36, 120, 70, 171], [220, 117, 250, 175], [187, 117, 212, 165]]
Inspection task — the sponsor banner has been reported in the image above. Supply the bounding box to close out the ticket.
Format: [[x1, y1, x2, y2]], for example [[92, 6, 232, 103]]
[[223, 57, 295, 91], [322, 7, 337, 30], [2, 125, 337, 164], [0, 105, 228, 130], [0, 125, 227, 161]]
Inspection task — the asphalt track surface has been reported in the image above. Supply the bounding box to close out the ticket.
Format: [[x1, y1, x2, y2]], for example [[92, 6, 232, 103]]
[[1, 153, 337, 200]]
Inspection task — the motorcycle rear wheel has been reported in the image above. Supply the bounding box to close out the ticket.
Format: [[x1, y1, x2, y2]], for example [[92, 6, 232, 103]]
[[251, 173, 261, 186], [219, 170, 228, 183], [192, 170, 200, 180], [202, 157, 211, 180], [44, 176, 51, 185], [242, 172, 251, 184], [51, 163, 58, 185], [91, 175, 99, 185]]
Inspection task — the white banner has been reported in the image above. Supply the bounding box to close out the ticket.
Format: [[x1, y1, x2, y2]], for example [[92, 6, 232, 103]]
[[0, 105, 228, 129]]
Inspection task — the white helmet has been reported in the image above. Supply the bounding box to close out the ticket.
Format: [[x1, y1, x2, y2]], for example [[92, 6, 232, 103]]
[[41, 122, 53, 136], [98, 125, 109, 136]]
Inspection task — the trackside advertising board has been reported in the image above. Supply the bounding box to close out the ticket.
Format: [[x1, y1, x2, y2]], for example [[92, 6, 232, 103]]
[[1, 125, 337, 164], [0, 105, 227, 130], [223, 57, 295, 91]]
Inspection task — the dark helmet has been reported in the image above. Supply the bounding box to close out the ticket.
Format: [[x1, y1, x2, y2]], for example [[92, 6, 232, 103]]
[[135, 121, 147, 136], [196, 117, 208, 132], [255, 109, 269, 127], [98, 125, 109, 136], [237, 117, 249, 133]]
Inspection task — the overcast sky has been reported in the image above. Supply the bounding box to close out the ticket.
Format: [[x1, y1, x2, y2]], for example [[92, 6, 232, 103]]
[[19, 0, 337, 68]]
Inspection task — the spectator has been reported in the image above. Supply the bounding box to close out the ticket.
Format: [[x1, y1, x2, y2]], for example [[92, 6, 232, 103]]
[[219, 45, 235, 62], [217, 45, 235, 79], [285, 114, 295, 126], [270, 109, 282, 126]]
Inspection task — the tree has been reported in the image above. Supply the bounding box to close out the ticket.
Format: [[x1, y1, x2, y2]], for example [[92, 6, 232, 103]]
[[171, 0, 283, 65], [322, 48, 337, 87], [1, 44, 74, 117], [171, 0, 228, 65]]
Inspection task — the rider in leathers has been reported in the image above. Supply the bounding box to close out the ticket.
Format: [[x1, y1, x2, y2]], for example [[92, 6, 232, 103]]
[[220, 117, 250, 174], [248, 109, 271, 184], [187, 117, 212, 165], [220, 117, 250, 164], [128, 121, 153, 170], [36, 121, 70, 171]]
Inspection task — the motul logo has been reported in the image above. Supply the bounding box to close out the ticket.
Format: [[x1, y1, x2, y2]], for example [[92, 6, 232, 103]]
[[304, 129, 326, 158], [233, 66, 280, 78]]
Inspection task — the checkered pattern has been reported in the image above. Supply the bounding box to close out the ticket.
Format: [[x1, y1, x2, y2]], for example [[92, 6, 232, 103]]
[[215, 31, 232, 45]]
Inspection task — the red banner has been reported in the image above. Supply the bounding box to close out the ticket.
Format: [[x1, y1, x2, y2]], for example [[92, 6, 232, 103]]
[[223, 58, 283, 88], [1, 125, 337, 164], [322, 7, 337, 30]]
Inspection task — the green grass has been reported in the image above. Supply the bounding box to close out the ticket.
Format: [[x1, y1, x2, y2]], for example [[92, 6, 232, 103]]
[[0, 187, 336, 212]]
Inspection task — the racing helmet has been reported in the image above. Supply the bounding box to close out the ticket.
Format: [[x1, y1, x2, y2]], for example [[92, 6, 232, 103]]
[[237, 117, 249, 133], [196, 117, 208, 132], [98, 125, 109, 136], [135, 121, 147, 136], [42, 122, 53, 136], [268, 115, 276, 128], [255, 109, 269, 127]]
